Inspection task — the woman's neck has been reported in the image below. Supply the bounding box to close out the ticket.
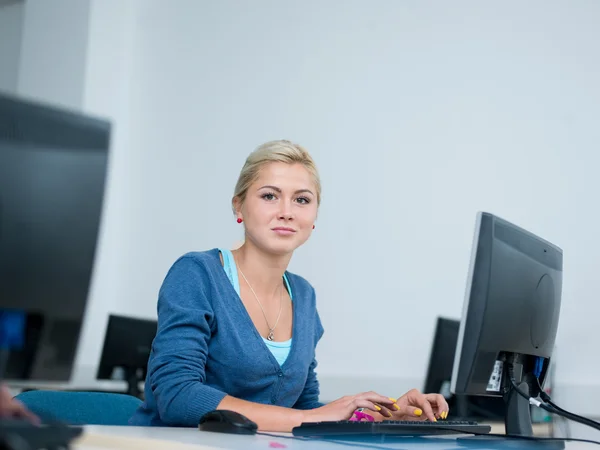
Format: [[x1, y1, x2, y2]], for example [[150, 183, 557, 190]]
[[232, 241, 291, 298]]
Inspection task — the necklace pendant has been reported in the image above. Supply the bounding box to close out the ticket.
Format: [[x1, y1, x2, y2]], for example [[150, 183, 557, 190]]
[[267, 331, 274, 341]]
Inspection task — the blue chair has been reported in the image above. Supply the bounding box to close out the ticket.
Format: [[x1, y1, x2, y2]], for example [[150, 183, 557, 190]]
[[14, 390, 142, 426]]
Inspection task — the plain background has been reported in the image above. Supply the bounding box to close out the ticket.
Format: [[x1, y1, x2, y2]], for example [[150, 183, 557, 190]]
[[2, 0, 599, 422]]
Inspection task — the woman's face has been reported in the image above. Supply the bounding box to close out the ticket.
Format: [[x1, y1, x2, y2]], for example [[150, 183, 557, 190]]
[[237, 162, 318, 256]]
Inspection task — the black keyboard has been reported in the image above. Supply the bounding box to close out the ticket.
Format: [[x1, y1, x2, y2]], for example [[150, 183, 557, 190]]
[[292, 420, 491, 437], [0, 418, 83, 450]]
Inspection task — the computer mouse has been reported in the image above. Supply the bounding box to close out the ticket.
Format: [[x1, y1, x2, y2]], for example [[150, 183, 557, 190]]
[[198, 409, 258, 435]]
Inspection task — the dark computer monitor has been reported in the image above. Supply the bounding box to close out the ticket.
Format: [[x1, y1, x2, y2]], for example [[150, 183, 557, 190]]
[[451, 212, 562, 436], [424, 316, 505, 421], [97, 314, 157, 398], [0, 92, 110, 382], [424, 317, 460, 396]]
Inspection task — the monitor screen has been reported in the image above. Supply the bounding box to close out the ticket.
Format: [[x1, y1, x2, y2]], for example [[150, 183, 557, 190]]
[[0, 93, 110, 382]]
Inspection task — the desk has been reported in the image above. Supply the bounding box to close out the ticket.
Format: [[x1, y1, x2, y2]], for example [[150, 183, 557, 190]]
[[74, 425, 592, 450]]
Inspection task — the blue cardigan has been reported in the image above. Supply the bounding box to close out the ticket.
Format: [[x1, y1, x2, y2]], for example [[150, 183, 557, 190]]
[[129, 249, 325, 427]]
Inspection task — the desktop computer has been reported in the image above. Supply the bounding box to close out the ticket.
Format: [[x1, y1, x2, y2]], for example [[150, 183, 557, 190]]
[[451, 211, 562, 437], [0, 92, 111, 448], [293, 211, 563, 438], [96, 314, 157, 398]]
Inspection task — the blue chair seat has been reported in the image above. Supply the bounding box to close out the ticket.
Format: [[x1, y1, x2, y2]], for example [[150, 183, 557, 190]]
[[15, 390, 142, 426]]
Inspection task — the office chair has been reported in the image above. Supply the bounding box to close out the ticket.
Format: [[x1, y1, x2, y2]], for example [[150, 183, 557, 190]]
[[14, 390, 142, 426]]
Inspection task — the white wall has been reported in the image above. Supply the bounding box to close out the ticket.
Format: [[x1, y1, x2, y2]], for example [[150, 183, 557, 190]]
[[0, 1, 23, 93], [73, 0, 139, 381], [10, 0, 600, 418], [17, 0, 90, 109], [124, 0, 600, 412]]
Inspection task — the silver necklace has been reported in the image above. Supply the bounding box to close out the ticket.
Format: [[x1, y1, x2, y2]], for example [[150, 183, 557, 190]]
[[237, 265, 283, 341]]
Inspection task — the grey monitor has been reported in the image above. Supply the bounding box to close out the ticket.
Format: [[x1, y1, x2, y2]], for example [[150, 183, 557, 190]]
[[451, 212, 562, 436], [0, 92, 110, 382], [97, 314, 157, 398]]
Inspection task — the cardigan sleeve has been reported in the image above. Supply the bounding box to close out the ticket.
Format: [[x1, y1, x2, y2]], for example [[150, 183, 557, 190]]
[[146, 256, 227, 426]]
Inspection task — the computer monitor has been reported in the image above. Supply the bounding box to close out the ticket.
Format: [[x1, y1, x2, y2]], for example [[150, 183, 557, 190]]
[[424, 316, 505, 421], [96, 314, 157, 398], [0, 92, 110, 382], [424, 317, 460, 397], [451, 212, 562, 436]]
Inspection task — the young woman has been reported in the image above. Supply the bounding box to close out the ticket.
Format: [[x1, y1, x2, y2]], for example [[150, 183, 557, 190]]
[[129, 140, 449, 431]]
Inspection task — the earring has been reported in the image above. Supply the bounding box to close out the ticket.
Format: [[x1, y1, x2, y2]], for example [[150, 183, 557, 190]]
[[237, 218, 243, 224], [312, 224, 315, 229]]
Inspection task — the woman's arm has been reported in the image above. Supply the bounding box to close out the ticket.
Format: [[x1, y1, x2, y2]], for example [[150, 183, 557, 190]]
[[293, 304, 325, 410], [147, 256, 227, 426], [218, 391, 394, 432], [292, 358, 323, 410], [217, 396, 305, 432]]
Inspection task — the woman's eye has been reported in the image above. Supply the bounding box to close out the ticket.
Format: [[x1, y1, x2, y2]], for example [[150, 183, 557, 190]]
[[296, 197, 310, 205], [262, 193, 276, 201]]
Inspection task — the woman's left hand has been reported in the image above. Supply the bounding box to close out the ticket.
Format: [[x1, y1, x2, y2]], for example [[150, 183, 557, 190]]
[[371, 389, 449, 422]]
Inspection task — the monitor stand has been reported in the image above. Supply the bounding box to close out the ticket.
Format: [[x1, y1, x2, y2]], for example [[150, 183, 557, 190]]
[[125, 368, 143, 399], [503, 380, 533, 436]]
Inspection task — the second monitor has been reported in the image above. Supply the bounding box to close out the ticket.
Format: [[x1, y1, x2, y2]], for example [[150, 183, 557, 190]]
[[424, 316, 505, 421], [97, 314, 157, 398]]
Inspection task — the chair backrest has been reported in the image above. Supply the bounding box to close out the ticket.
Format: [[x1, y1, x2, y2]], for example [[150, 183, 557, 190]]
[[15, 390, 142, 426]]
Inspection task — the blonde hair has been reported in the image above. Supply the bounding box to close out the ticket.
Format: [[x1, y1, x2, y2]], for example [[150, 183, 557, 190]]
[[232, 140, 321, 212]]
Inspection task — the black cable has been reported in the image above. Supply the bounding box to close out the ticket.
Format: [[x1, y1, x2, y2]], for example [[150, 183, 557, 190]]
[[543, 404, 600, 432], [535, 377, 568, 413], [508, 364, 600, 432], [526, 389, 600, 431], [535, 377, 600, 430]]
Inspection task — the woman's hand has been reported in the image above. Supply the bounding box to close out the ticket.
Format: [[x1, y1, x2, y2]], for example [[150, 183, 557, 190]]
[[373, 389, 449, 422], [303, 392, 396, 423]]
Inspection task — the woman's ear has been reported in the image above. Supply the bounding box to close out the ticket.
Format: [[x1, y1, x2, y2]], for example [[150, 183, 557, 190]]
[[232, 196, 242, 216], [232, 196, 245, 223]]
